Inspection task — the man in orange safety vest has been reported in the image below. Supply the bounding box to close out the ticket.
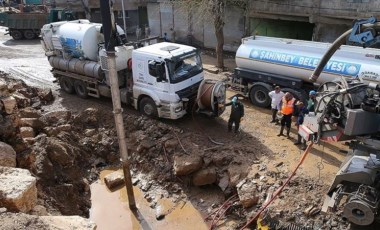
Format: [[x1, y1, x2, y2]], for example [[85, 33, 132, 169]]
[[277, 92, 295, 138]]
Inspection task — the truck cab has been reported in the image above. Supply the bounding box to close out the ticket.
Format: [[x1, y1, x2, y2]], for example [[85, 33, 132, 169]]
[[131, 42, 204, 119]]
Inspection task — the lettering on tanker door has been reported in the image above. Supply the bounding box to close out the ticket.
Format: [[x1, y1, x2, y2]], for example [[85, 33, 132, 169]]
[[249, 49, 361, 77], [360, 71, 380, 82], [136, 60, 147, 84]]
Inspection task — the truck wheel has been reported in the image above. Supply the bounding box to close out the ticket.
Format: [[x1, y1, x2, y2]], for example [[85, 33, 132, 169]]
[[74, 80, 88, 99], [11, 30, 23, 40], [249, 85, 271, 107], [139, 97, 158, 118], [23, 30, 35, 40], [282, 88, 307, 105], [59, 77, 74, 94]]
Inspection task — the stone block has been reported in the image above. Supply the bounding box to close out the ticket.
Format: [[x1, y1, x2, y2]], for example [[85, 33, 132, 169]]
[[192, 168, 217, 186], [237, 179, 259, 208], [173, 155, 203, 176], [0, 142, 16, 167], [0, 166, 37, 213], [20, 127, 35, 138], [1, 96, 17, 114], [104, 171, 125, 190], [20, 118, 44, 129]]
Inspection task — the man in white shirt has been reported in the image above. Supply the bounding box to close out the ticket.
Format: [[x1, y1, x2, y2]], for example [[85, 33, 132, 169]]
[[268, 86, 285, 123]]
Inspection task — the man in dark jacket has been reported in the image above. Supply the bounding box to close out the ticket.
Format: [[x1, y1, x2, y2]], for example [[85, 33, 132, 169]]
[[225, 96, 244, 133], [294, 101, 309, 150]]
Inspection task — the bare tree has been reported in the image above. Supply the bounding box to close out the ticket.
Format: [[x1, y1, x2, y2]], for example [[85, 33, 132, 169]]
[[167, 0, 248, 69]]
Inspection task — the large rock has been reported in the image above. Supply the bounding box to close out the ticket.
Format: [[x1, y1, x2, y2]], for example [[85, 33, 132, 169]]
[[228, 165, 248, 187], [40, 110, 71, 126], [20, 118, 44, 129], [236, 179, 259, 208], [0, 142, 16, 167], [104, 171, 125, 190], [12, 92, 31, 108], [1, 96, 17, 114], [40, 216, 96, 229], [0, 78, 9, 97], [37, 88, 54, 103], [20, 127, 35, 138], [19, 107, 41, 118], [0, 166, 37, 212], [192, 168, 217, 186], [173, 155, 203, 176], [0, 212, 96, 230], [73, 108, 99, 127]]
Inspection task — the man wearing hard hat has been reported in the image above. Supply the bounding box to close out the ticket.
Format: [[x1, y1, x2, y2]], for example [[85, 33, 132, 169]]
[[225, 96, 244, 133]]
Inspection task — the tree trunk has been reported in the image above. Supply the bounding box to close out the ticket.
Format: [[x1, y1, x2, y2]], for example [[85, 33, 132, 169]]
[[215, 25, 224, 69], [212, 0, 225, 69]]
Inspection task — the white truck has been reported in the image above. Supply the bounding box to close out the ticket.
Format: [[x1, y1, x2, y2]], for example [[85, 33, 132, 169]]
[[231, 36, 380, 107], [40, 20, 226, 119]]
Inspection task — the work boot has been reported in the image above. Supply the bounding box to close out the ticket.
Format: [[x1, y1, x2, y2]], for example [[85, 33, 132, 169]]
[[270, 120, 276, 123], [294, 135, 302, 145], [277, 126, 285, 136], [301, 144, 307, 150]]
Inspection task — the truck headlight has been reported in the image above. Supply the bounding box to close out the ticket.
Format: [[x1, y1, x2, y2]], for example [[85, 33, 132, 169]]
[[175, 106, 183, 113]]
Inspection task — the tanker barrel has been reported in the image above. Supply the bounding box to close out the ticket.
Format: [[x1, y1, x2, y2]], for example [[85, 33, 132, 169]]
[[310, 29, 352, 82]]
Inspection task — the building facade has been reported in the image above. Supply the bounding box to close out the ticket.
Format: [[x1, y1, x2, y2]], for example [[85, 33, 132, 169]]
[[147, 0, 380, 51]]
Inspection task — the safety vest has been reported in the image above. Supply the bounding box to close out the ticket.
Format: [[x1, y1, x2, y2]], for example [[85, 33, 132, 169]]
[[281, 98, 295, 115]]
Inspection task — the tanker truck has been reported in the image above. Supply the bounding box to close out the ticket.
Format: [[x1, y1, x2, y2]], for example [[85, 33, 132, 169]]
[[231, 36, 380, 107], [40, 20, 226, 120]]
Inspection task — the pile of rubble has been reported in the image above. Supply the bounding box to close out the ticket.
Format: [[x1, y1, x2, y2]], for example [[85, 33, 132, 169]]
[[0, 72, 120, 228]]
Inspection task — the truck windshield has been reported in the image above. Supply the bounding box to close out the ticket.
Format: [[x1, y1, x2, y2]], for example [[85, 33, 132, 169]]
[[168, 53, 203, 83]]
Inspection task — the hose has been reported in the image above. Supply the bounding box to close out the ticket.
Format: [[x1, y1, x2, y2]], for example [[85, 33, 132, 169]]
[[310, 29, 352, 82], [240, 142, 314, 229]]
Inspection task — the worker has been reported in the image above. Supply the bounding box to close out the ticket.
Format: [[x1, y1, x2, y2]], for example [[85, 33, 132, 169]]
[[225, 96, 244, 133], [277, 92, 295, 138], [307, 90, 317, 112], [163, 32, 169, 42], [268, 86, 284, 123], [144, 25, 150, 38], [294, 101, 309, 150], [136, 27, 142, 41]]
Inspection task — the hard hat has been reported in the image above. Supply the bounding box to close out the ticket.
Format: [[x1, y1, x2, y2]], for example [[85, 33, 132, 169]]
[[309, 90, 317, 95], [232, 96, 238, 103]]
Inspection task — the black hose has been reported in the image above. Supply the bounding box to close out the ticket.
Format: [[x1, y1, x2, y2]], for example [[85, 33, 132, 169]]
[[310, 29, 352, 82]]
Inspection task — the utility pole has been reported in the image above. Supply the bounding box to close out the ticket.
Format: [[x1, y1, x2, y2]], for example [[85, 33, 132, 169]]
[[120, 0, 127, 40], [99, 0, 136, 209]]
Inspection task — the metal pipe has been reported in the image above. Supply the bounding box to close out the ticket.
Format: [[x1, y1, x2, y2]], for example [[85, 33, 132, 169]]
[[120, 0, 127, 40], [309, 29, 352, 82], [100, 0, 136, 209]]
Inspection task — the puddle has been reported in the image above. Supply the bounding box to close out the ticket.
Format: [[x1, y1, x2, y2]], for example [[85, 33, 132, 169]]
[[90, 170, 208, 230]]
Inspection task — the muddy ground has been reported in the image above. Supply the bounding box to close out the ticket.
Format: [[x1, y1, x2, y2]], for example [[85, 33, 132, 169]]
[[0, 26, 377, 229]]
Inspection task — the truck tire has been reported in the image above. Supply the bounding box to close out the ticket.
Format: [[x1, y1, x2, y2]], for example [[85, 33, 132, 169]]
[[11, 30, 23, 40], [139, 97, 158, 118], [282, 88, 307, 105], [23, 30, 35, 40], [59, 77, 74, 94], [249, 85, 271, 107], [74, 80, 88, 99]]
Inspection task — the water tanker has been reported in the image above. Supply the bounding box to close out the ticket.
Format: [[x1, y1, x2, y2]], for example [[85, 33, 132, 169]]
[[41, 20, 226, 120], [232, 36, 380, 107]]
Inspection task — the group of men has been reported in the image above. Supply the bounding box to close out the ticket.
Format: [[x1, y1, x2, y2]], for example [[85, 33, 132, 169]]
[[222, 86, 317, 150], [269, 86, 316, 150]]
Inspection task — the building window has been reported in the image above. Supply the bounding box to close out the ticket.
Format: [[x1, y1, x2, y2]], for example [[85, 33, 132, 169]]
[[118, 11, 129, 19]]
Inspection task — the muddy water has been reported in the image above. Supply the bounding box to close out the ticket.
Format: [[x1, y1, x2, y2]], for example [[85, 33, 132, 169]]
[[90, 170, 208, 230]]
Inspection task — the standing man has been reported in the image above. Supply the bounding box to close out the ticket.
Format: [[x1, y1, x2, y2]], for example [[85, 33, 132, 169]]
[[277, 92, 295, 138], [294, 101, 309, 150], [268, 86, 284, 123], [307, 90, 317, 112], [225, 96, 244, 133]]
